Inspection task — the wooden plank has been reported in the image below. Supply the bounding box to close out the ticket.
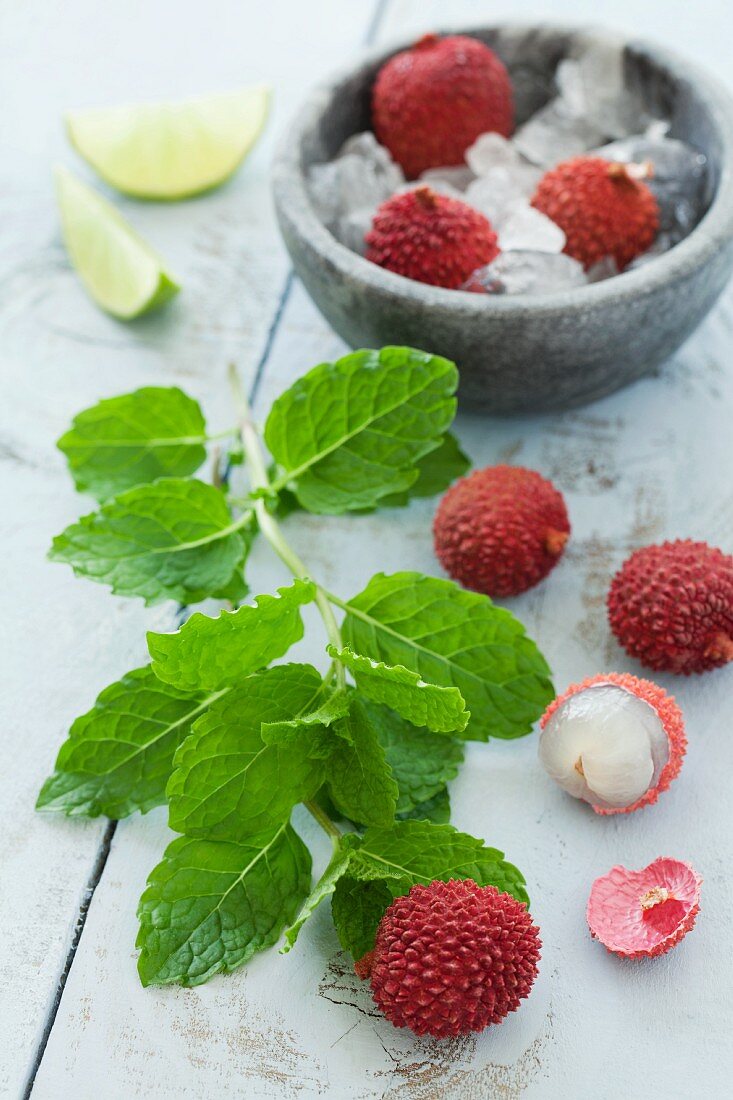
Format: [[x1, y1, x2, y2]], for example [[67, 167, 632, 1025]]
[[0, 1, 381, 1095], [15, 0, 733, 1096]]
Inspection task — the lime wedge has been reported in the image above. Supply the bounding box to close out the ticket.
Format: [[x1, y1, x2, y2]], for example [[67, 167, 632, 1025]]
[[66, 86, 271, 200], [55, 166, 180, 319]]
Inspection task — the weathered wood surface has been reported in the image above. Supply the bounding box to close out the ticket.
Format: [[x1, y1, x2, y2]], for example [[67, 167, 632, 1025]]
[[2, 1, 732, 1097]]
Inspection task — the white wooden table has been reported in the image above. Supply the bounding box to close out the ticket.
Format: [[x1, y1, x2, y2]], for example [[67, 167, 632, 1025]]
[[2, 1, 733, 1096]]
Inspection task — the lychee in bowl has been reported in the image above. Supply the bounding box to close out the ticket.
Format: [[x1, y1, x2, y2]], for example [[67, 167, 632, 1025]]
[[272, 24, 733, 413]]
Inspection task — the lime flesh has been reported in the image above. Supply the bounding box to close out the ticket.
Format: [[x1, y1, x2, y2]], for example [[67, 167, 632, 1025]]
[[55, 166, 180, 319], [66, 86, 271, 200]]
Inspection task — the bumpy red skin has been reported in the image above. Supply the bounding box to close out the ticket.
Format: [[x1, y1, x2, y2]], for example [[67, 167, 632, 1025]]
[[365, 186, 500, 289], [531, 157, 659, 270], [367, 880, 540, 1039], [433, 465, 570, 597], [540, 672, 687, 815], [608, 539, 733, 674], [372, 34, 514, 179]]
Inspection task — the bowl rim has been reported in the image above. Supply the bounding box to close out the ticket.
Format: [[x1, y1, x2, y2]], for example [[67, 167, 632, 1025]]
[[272, 21, 733, 315]]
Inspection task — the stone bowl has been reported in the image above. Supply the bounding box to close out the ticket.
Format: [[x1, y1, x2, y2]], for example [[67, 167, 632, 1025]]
[[272, 25, 733, 413]]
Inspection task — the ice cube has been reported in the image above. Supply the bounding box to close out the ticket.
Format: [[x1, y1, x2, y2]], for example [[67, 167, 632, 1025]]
[[337, 207, 375, 254], [306, 131, 404, 233], [466, 132, 523, 175], [420, 165, 475, 192], [594, 134, 708, 241], [465, 163, 542, 225], [497, 201, 566, 253], [586, 256, 620, 282], [513, 100, 606, 167], [464, 252, 587, 295]]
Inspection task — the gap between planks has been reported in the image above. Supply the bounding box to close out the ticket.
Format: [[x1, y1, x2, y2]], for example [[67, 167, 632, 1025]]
[[21, 1, 390, 1095]]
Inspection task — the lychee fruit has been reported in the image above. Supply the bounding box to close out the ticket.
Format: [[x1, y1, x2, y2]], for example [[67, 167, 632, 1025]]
[[531, 156, 659, 270], [587, 857, 702, 958], [359, 879, 540, 1038], [607, 539, 733, 674], [365, 185, 500, 289], [372, 34, 514, 180], [433, 465, 570, 597], [539, 673, 686, 815]]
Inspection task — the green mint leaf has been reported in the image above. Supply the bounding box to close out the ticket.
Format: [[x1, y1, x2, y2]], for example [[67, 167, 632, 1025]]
[[50, 478, 252, 606], [264, 347, 458, 514], [342, 571, 553, 741], [148, 579, 315, 692], [326, 697, 398, 828], [136, 823, 311, 987], [281, 840, 355, 952], [167, 664, 326, 841], [361, 699, 464, 815], [328, 644, 468, 734], [397, 787, 451, 824], [262, 688, 351, 748], [36, 666, 217, 819], [379, 432, 471, 507], [333, 821, 529, 959], [353, 821, 529, 905], [331, 875, 393, 962], [57, 387, 208, 501]]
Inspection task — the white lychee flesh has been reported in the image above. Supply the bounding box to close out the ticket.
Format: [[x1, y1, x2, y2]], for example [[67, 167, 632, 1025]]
[[539, 683, 669, 810]]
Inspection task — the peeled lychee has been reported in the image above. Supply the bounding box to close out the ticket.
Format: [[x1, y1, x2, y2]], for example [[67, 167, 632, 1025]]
[[531, 156, 659, 270], [587, 857, 702, 958], [433, 465, 570, 596], [608, 539, 733, 674], [539, 673, 686, 815], [365, 185, 500, 289], [372, 34, 514, 180], [361, 879, 540, 1038]]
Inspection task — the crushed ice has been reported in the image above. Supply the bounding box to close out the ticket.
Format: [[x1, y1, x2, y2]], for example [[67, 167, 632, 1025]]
[[306, 40, 709, 293]]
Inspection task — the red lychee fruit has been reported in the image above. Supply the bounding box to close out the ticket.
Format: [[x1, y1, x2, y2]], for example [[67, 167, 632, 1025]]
[[360, 879, 540, 1038], [607, 539, 733, 674], [372, 33, 514, 180], [531, 156, 659, 270], [433, 465, 570, 597], [539, 672, 686, 815], [365, 185, 500, 289], [587, 857, 702, 958]]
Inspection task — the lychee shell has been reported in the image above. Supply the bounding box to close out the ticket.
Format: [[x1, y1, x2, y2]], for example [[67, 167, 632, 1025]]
[[587, 857, 702, 958]]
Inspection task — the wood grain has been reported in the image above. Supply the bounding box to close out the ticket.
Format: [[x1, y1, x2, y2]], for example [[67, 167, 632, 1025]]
[[3, 1, 732, 1097]]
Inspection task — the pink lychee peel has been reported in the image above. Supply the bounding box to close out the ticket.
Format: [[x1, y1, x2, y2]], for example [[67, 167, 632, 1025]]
[[587, 857, 702, 958]]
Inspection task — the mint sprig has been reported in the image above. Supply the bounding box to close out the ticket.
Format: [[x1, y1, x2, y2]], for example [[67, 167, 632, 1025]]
[[41, 346, 552, 990]]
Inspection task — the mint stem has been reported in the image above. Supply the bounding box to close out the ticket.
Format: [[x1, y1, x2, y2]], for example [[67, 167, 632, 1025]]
[[304, 800, 342, 846], [229, 365, 346, 689]]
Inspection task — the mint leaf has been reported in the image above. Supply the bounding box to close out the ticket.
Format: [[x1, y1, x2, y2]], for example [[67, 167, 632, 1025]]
[[331, 876, 393, 961], [265, 347, 458, 514], [148, 579, 315, 692], [342, 572, 553, 741], [137, 824, 311, 987], [36, 666, 217, 819], [327, 698, 398, 827], [380, 432, 470, 506], [262, 688, 350, 748], [167, 665, 326, 841], [353, 821, 529, 904], [50, 478, 252, 606], [328, 644, 468, 734], [57, 387, 208, 501], [361, 699, 464, 814], [332, 821, 529, 959], [397, 787, 451, 824], [281, 841, 354, 952]]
